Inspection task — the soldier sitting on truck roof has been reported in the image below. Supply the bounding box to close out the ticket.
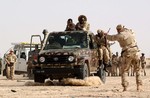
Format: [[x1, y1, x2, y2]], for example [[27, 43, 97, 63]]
[[75, 15, 90, 31], [65, 18, 76, 31]]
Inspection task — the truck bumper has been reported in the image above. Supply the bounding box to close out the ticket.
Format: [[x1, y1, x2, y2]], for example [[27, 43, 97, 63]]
[[33, 67, 82, 75]]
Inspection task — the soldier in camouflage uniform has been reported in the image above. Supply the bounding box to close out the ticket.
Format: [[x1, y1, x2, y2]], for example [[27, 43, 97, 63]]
[[5, 49, 17, 80], [27, 45, 40, 78], [94, 29, 111, 72], [75, 15, 90, 31], [111, 54, 119, 76], [104, 24, 142, 91], [140, 53, 146, 76], [118, 54, 123, 76], [65, 18, 76, 31]]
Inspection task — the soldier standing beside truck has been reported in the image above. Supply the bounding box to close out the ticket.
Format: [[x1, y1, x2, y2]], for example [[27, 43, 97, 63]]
[[105, 24, 142, 91], [5, 49, 17, 80], [94, 29, 111, 72], [27, 45, 40, 78]]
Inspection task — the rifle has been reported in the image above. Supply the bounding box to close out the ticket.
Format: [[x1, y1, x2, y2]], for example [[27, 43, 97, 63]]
[[104, 28, 111, 48]]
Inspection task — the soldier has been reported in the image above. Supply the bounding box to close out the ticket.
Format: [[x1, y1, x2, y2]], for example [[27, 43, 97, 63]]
[[111, 54, 118, 76], [65, 18, 76, 31], [140, 53, 146, 76], [5, 49, 17, 80], [94, 29, 111, 72], [75, 15, 90, 31], [27, 45, 39, 78], [104, 24, 142, 91]]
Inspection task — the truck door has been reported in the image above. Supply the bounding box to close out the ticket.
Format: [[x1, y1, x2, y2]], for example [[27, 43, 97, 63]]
[[15, 47, 28, 73]]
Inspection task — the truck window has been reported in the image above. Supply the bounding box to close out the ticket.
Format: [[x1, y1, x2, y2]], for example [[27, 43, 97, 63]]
[[20, 52, 26, 60]]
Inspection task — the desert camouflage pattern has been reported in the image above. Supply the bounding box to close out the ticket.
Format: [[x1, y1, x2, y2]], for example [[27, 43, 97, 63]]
[[5, 53, 17, 80], [111, 54, 119, 76], [94, 34, 110, 65], [106, 28, 142, 91]]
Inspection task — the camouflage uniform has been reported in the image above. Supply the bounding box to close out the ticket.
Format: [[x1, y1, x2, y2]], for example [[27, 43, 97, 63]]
[[106, 24, 142, 91], [118, 55, 123, 76], [94, 30, 111, 72], [75, 15, 90, 31], [140, 53, 146, 76], [27, 45, 40, 78], [5, 50, 17, 80], [111, 54, 118, 76]]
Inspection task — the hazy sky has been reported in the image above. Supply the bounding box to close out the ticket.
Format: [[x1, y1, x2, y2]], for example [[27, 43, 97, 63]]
[[0, 0, 150, 57]]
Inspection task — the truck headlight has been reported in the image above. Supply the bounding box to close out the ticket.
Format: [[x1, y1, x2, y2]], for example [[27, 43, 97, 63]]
[[68, 56, 74, 62], [39, 56, 45, 63]]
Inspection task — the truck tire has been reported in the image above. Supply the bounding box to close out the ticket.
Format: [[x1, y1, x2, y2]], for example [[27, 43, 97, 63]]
[[78, 63, 89, 79], [97, 64, 106, 83], [34, 74, 45, 83]]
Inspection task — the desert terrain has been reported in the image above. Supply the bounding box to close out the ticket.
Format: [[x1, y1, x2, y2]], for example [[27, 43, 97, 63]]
[[0, 66, 150, 98]]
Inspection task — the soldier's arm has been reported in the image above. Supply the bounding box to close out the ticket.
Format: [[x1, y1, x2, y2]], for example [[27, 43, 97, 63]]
[[106, 34, 121, 42], [5, 55, 10, 64], [12, 54, 17, 63]]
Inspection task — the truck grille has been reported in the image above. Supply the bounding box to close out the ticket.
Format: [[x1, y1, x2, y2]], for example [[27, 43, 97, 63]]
[[46, 55, 74, 64]]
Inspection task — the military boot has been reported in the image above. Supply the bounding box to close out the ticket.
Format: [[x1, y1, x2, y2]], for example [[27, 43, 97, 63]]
[[99, 60, 103, 66], [123, 87, 127, 92], [103, 63, 109, 72], [137, 85, 143, 92], [122, 81, 129, 91]]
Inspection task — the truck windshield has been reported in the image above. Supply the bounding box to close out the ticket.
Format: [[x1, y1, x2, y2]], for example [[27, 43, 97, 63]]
[[43, 31, 88, 50]]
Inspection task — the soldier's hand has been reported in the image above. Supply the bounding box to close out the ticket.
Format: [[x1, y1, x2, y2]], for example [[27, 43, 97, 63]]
[[7, 62, 10, 65], [103, 33, 108, 35]]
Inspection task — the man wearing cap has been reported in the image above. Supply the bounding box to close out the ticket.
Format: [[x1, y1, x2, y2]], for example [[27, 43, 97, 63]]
[[75, 15, 90, 31], [104, 24, 142, 91], [5, 49, 17, 80]]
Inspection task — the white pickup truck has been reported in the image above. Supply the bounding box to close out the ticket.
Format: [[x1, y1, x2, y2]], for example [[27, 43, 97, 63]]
[[2, 35, 42, 76]]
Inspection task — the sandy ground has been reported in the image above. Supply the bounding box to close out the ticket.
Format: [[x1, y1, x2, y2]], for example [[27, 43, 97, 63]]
[[0, 67, 150, 98]]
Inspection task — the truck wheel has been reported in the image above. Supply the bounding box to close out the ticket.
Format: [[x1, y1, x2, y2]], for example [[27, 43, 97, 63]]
[[34, 74, 45, 83], [78, 63, 89, 79], [97, 64, 106, 83]]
